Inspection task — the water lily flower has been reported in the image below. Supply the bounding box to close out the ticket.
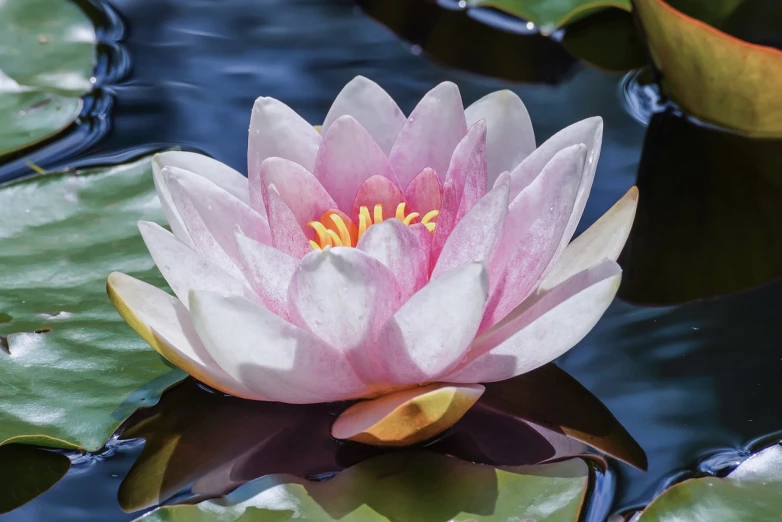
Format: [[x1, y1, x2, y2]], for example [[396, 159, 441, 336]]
[[108, 76, 637, 446]]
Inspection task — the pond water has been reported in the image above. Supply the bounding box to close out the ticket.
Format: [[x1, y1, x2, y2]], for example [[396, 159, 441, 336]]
[[3, 0, 782, 520]]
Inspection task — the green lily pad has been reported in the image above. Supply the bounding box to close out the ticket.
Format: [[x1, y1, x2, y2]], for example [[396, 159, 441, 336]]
[[136, 452, 591, 522], [467, 0, 631, 31], [0, 444, 71, 514], [560, 8, 646, 71], [0, 153, 185, 451], [635, 444, 782, 520], [0, 0, 96, 157], [635, 0, 782, 136]]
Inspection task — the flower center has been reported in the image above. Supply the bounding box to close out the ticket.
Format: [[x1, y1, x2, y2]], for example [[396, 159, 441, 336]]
[[307, 203, 439, 250]]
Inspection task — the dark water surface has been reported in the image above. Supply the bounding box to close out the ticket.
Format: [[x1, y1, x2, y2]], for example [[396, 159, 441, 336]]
[[3, 0, 782, 520]]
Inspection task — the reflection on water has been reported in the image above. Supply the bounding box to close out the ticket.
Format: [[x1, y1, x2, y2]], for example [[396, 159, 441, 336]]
[[3, 0, 782, 520]]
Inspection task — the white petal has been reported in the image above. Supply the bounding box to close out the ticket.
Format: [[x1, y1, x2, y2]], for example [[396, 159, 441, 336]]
[[375, 262, 490, 385], [189, 290, 368, 403], [465, 90, 535, 186], [248, 97, 322, 176], [107, 272, 260, 399], [541, 186, 638, 291], [322, 76, 406, 155], [445, 260, 621, 383], [153, 151, 251, 206], [138, 221, 247, 308]]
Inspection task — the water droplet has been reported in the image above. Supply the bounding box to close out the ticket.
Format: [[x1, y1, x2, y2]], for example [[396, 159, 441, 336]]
[[525, 22, 535, 30], [457, 0, 467, 7], [411, 44, 422, 56]]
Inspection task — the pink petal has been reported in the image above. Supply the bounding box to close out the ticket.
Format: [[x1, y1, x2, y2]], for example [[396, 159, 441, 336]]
[[356, 219, 428, 300], [507, 117, 603, 249], [313, 115, 398, 212], [287, 247, 402, 384], [107, 272, 262, 400], [465, 90, 535, 186], [190, 291, 369, 403], [389, 82, 468, 189], [374, 262, 489, 385], [248, 97, 322, 177], [431, 121, 488, 265], [350, 175, 406, 221], [481, 145, 586, 329], [431, 174, 509, 280], [234, 228, 299, 321], [404, 167, 442, 214], [322, 76, 406, 155], [541, 186, 638, 292], [455, 121, 489, 222], [250, 157, 336, 227], [137, 221, 247, 309], [265, 184, 311, 259], [445, 260, 621, 383], [166, 166, 271, 268]]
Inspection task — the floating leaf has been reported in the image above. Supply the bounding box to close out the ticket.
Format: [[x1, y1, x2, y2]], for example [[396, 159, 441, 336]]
[[0, 0, 97, 157], [636, 444, 782, 520], [0, 154, 185, 451], [619, 111, 782, 305], [467, 0, 631, 30], [357, 0, 576, 84], [136, 452, 591, 522], [634, 0, 782, 136], [0, 444, 71, 514]]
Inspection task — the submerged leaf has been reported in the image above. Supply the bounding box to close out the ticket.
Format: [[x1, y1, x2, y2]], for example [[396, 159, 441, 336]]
[[136, 452, 591, 522], [0, 445, 71, 514]]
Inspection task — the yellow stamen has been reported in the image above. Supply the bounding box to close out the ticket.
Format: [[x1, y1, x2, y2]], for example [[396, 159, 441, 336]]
[[330, 213, 352, 246], [308, 221, 330, 247], [326, 229, 343, 246], [395, 202, 407, 221], [424, 222, 436, 232], [421, 209, 439, 226], [358, 211, 369, 241], [309, 240, 322, 251], [402, 212, 420, 225], [373, 204, 384, 224]]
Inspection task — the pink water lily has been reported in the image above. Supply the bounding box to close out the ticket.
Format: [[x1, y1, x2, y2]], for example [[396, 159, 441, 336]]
[[108, 76, 637, 444]]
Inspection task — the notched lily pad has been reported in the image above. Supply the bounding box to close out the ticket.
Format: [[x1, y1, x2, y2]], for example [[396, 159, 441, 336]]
[[0, 153, 185, 451], [0, 0, 97, 157], [135, 451, 591, 522], [635, 443, 782, 521]]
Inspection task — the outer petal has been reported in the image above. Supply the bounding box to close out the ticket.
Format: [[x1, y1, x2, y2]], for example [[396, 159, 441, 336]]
[[331, 383, 484, 446], [138, 221, 248, 308], [404, 167, 442, 214], [541, 186, 638, 291], [152, 152, 253, 245], [507, 117, 603, 248], [389, 82, 468, 189], [189, 291, 368, 404], [375, 262, 489, 385], [234, 229, 299, 320], [287, 247, 402, 383], [322, 76, 406, 155], [314, 116, 398, 212], [153, 151, 252, 206], [166, 166, 271, 263], [107, 272, 260, 400], [431, 121, 489, 264], [431, 174, 509, 279], [265, 185, 311, 259], [251, 157, 336, 227], [445, 260, 621, 383], [248, 97, 322, 176], [356, 219, 427, 300], [350, 175, 406, 221], [465, 90, 535, 185], [482, 145, 585, 329]]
